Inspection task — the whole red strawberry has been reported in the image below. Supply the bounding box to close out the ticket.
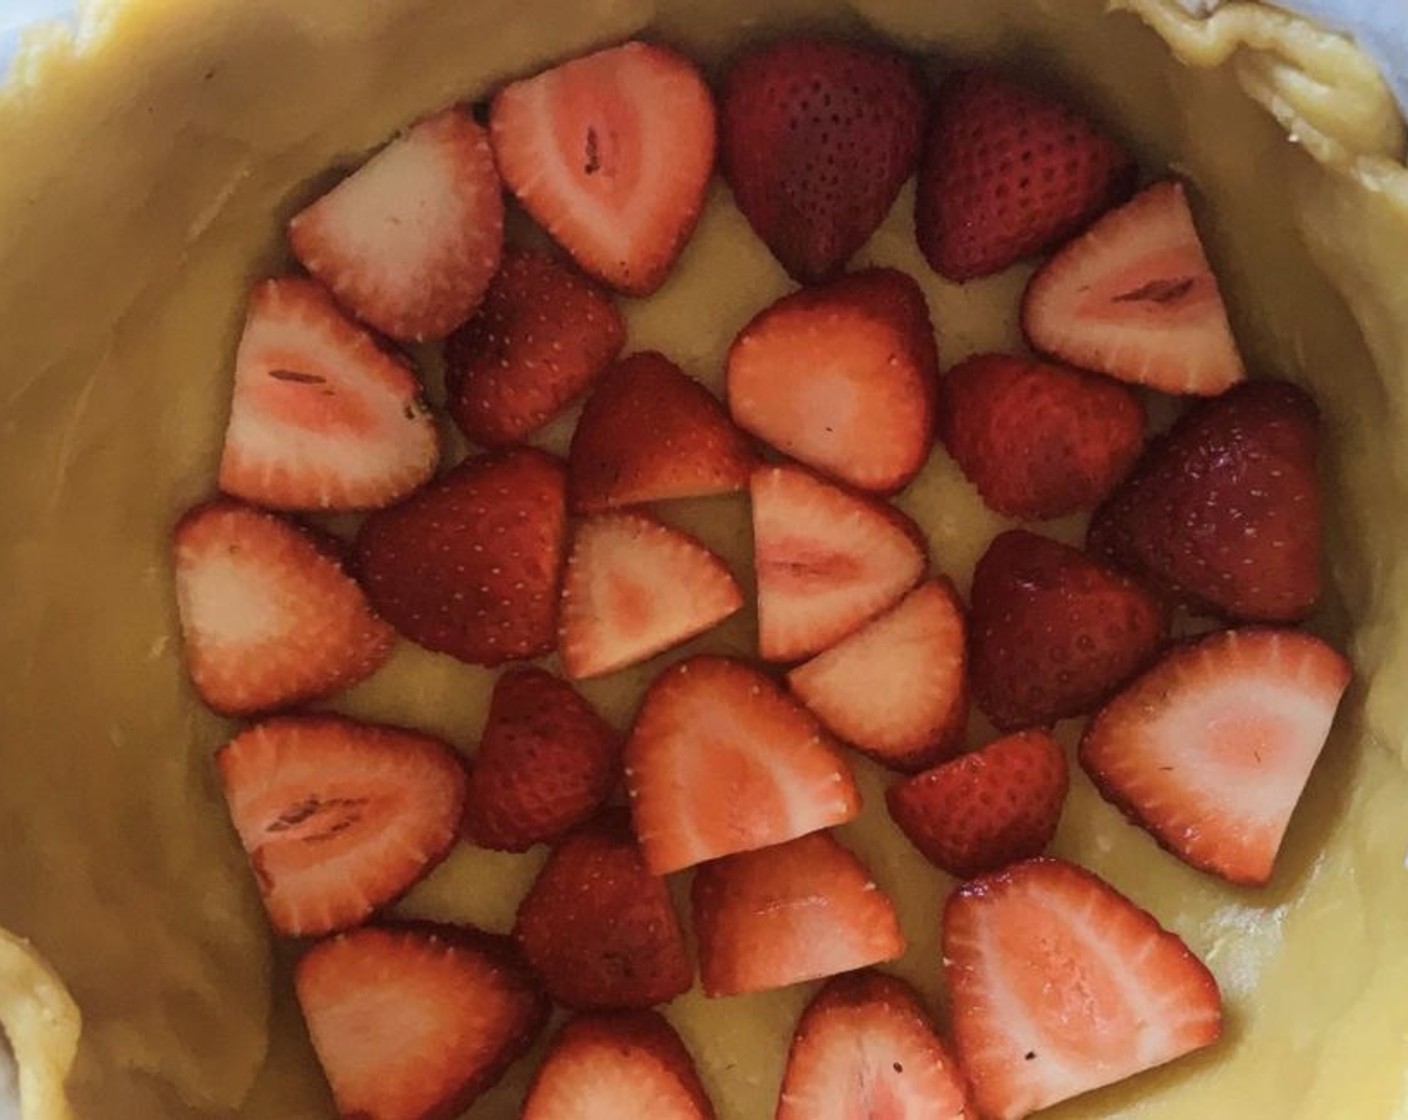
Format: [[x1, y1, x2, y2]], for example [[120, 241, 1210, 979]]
[[969, 529, 1167, 730], [916, 69, 1135, 281], [940, 352, 1145, 520], [887, 729, 1069, 879], [722, 37, 926, 283], [1089, 379, 1322, 622], [462, 668, 618, 853]]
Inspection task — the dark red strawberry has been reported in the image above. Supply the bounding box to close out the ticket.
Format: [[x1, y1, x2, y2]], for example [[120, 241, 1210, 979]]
[[567, 351, 755, 512], [939, 352, 1145, 520], [720, 37, 926, 283], [172, 499, 393, 716], [915, 69, 1135, 282], [461, 668, 618, 853], [1088, 379, 1322, 622], [444, 248, 625, 448], [218, 277, 439, 511], [969, 529, 1168, 730], [514, 811, 692, 1011], [777, 971, 973, 1120], [296, 922, 547, 1120], [886, 730, 1069, 879], [787, 579, 968, 773], [728, 270, 938, 494], [1081, 627, 1351, 886], [352, 447, 566, 666], [522, 1012, 715, 1120], [1022, 180, 1245, 395], [692, 831, 904, 998], [216, 715, 466, 936], [490, 41, 716, 295], [943, 858, 1222, 1120], [289, 108, 504, 342]]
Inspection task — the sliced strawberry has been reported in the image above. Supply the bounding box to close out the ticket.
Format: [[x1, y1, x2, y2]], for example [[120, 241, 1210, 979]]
[[296, 922, 547, 1120], [625, 656, 860, 875], [559, 511, 743, 680], [720, 37, 926, 283], [1088, 379, 1322, 622], [691, 831, 904, 998], [444, 248, 625, 448], [215, 715, 466, 936], [1080, 627, 1351, 886], [490, 41, 717, 295], [218, 277, 439, 511], [777, 970, 973, 1120], [968, 530, 1168, 730], [172, 499, 393, 716], [514, 811, 692, 1011], [751, 464, 927, 662], [289, 108, 503, 342], [522, 1011, 715, 1120], [787, 579, 967, 773], [462, 667, 618, 853], [1022, 180, 1245, 395], [886, 730, 1068, 880], [567, 351, 755, 513], [352, 447, 566, 666], [943, 857, 1222, 1120], [939, 353, 1145, 520], [915, 68, 1135, 282], [727, 270, 938, 494]]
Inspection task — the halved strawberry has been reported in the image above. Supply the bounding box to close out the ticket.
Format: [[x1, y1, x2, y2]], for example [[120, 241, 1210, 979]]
[[514, 811, 692, 1011], [752, 464, 927, 662], [915, 68, 1135, 282], [1022, 180, 1245, 395], [296, 922, 547, 1120], [567, 351, 755, 513], [939, 353, 1145, 520], [218, 277, 439, 511], [625, 656, 860, 875], [444, 248, 626, 448], [522, 1011, 715, 1120], [886, 730, 1069, 880], [1088, 379, 1323, 622], [1080, 627, 1351, 886], [943, 858, 1222, 1120], [490, 41, 717, 295], [968, 530, 1168, 731], [172, 499, 393, 716], [462, 667, 618, 853], [691, 831, 904, 998], [216, 715, 466, 936], [727, 269, 938, 494], [559, 510, 744, 680], [352, 447, 566, 666], [721, 37, 926, 283], [289, 108, 504, 342], [777, 971, 973, 1120], [787, 579, 967, 773]]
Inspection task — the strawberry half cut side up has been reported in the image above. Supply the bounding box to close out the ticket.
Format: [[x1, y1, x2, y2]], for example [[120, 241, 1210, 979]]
[[943, 857, 1222, 1120], [288, 107, 504, 342], [172, 498, 393, 716], [216, 714, 466, 937], [721, 36, 926, 284], [624, 655, 860, 875], [296, 922, 547, 1120], [490, 41, 717, 295], [1022, 180, 1246, 396], [217, 277, 439, 512], [1080, 627, 1351, 886], [777, 971, 973, 1120]]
